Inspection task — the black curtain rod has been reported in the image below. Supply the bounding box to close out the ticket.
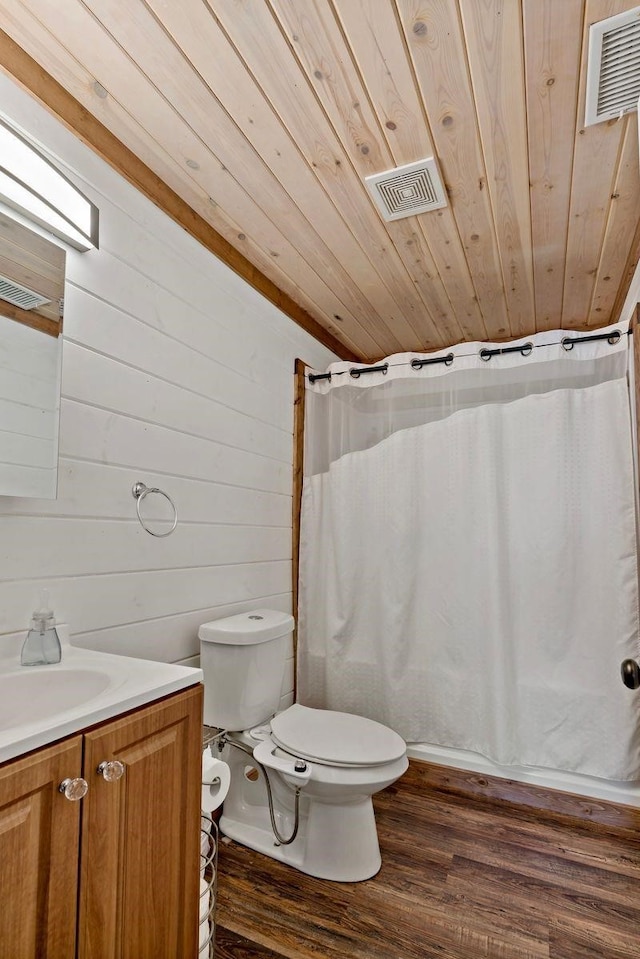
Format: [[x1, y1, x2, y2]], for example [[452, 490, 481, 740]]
[[480, 342, 533, 361], [411, 352, 454, 370], [349, 362, 388, 379], [307, 328, 627, 382], [308, 361, 389, 383], [561, 329, 624, 350]]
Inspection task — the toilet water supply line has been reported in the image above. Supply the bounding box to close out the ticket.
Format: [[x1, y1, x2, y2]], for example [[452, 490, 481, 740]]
[[216, 733, 302, 846]]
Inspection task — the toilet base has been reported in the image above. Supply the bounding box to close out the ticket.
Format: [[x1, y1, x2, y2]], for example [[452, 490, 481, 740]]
[[219, 729, 407, 882], [220, 794, 382, 882]]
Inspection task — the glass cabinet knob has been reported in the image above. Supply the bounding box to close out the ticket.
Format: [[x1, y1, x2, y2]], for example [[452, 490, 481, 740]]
[[59, 777, 89, 801], [97, 760, 126, 782]]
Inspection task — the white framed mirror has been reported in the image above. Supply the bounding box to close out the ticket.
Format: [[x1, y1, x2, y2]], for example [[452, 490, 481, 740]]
[[0, 211, 64, 498]]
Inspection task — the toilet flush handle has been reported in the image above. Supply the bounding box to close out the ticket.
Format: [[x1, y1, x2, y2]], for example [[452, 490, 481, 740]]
[[253, 739, 312, 785]]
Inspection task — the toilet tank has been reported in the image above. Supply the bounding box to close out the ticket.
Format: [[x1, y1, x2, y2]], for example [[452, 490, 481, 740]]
[[198, 609, 294, 731]]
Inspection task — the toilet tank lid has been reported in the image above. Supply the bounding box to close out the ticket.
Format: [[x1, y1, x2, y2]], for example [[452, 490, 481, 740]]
[[198, 609, 294, 645]]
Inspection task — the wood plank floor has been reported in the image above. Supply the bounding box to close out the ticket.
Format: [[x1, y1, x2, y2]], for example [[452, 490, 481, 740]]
[[214, 760, 640, 959]]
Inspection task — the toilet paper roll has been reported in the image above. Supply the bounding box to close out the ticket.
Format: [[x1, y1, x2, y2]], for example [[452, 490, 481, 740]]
[[201, 754, 231, 813], [199, 878, 210, 922], [199, 914, 210, 958]]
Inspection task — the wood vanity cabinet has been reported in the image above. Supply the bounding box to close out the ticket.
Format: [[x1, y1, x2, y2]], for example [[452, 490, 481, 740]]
[[0, 684, 203, 959], [0, 735, 83, 956]]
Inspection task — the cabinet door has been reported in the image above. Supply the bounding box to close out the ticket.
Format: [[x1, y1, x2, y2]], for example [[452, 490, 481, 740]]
[[78, 685, 203, 959], [0, 736, 83, 959]]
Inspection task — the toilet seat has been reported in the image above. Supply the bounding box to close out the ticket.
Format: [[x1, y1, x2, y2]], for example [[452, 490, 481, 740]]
[[270, 703, 406, 768]]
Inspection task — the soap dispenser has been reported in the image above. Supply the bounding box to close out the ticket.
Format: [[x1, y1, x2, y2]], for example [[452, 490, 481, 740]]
[[20, 589, 62, 666]]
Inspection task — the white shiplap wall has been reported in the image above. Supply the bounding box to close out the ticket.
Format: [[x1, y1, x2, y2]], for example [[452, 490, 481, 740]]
[[0, 73, 336, 694]]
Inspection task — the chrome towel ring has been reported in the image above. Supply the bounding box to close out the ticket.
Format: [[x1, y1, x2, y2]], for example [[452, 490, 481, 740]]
[[132, 481, 178, 537]]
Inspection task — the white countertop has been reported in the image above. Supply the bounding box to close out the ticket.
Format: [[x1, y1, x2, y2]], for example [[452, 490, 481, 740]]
[[0, 625, 203, 764]]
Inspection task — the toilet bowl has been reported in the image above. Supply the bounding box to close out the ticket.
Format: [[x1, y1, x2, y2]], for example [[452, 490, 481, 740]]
[[221, 704, 408, 881], [199, 610, 408, 882]]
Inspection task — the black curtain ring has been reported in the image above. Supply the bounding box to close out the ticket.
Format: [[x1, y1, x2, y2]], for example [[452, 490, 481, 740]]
[[520, 343, 533, 356], [561, 337, 574, 351], [444, 353, 454, 366], [608, 331, 621, 345], [479, 348, 492, 362]]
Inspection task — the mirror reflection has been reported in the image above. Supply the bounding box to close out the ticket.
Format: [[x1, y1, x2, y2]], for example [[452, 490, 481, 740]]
[[0, 212, 64, 498]]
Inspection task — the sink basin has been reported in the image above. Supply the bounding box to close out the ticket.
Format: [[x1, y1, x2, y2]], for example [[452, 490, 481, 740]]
[[0, 668, 112, 730], [0, 625, 203, 763]]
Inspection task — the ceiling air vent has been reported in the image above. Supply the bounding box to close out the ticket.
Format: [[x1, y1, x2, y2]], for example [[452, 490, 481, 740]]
[[585, 7, 640, 126], [0, 273, 52, 311], [364, 157, 447, 222]]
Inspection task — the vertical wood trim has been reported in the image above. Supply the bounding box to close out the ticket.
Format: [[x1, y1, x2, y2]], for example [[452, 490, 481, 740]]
[[292, 358, 307, 698]]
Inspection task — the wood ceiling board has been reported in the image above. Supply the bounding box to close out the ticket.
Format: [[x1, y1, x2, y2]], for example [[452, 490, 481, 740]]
[[206, 0, 448, 352], [331, 0, 489, 345], [118, 0, 412, 355], [78, 0, 392, 355], [331, 0, 431, 162], [562, 150, 627, 332], [561, 0, 635, 330], [0, 247, 63, 315], [611, 217, 640, 327], [522, 0, 584, 333], [0, 252, 62, 302], [589, 114, 640, 325], [128, 0, 411, 357], [0, 213, 63, 329], [398, 0, 512, 341], [459, 0, 535, 339], [298, 0, 483, 342], [271, 0, 480, 346], [0, 213, 65, 273]]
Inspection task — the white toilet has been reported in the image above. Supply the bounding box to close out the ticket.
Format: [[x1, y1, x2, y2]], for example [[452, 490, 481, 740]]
[[199, 609, 408, 882]]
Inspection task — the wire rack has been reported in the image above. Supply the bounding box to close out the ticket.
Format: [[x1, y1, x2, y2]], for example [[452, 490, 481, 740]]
[[200, 812, 218, 957]]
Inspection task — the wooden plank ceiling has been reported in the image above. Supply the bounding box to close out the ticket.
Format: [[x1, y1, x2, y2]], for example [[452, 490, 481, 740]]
[[0, 211, 65, 337], [1, 0, 639, 362]]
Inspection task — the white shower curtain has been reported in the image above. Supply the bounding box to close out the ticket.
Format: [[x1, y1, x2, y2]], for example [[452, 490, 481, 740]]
[[297, 322, 640, 780]]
